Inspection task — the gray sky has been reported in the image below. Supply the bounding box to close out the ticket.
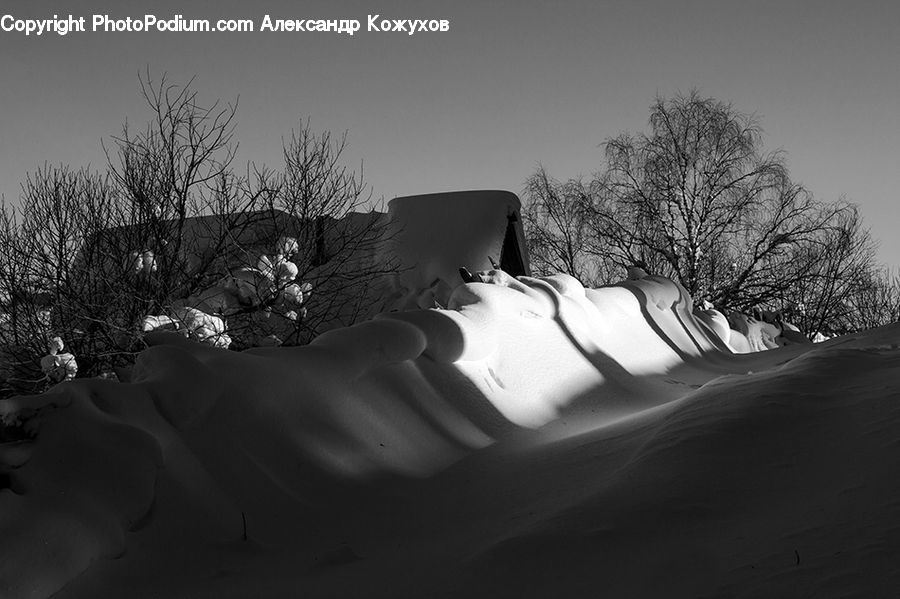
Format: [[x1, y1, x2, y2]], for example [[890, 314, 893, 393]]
[[2, 0, 898, 265]]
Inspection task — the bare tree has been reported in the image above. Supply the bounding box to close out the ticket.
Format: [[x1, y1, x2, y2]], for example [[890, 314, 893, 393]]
[[0, 72, 396, 396], [524, 90, 886, 337], [523, 167, 616, 287], [0, 166, 120, 394], [763, 204, 878, 336], [839, 267, 900, 333], [258, 121, 397, 343]]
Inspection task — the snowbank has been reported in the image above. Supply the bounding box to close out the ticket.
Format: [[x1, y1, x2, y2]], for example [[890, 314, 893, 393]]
[[2, 273, 900, 598]]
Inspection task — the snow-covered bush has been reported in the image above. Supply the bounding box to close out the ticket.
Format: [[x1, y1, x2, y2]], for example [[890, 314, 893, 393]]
[[39, 336, 78, 384]]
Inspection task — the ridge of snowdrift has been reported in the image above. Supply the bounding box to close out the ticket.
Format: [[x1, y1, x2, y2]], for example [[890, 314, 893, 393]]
[[2, 274, 898, 598]]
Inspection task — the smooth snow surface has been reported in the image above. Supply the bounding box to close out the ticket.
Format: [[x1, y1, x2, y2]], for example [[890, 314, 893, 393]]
[[3, 274, 900, 598]]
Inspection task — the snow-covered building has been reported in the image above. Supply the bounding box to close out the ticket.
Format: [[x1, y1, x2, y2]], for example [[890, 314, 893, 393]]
[[64, 191, 531, 336], [379, 190, 530, 310]]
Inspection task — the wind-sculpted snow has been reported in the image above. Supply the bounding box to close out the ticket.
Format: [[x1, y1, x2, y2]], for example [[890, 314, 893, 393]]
[[2, 274, 900, 598]]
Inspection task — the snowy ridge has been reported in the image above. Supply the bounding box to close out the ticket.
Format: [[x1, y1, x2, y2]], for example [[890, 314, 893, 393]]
[[2, 274, 900, 598]]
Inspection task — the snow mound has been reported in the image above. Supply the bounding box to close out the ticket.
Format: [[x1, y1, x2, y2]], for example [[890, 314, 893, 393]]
[[2, 274, 900, 598]]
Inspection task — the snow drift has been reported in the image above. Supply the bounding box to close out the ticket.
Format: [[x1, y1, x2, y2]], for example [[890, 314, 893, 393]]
[[2, 273, 900, 598]]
